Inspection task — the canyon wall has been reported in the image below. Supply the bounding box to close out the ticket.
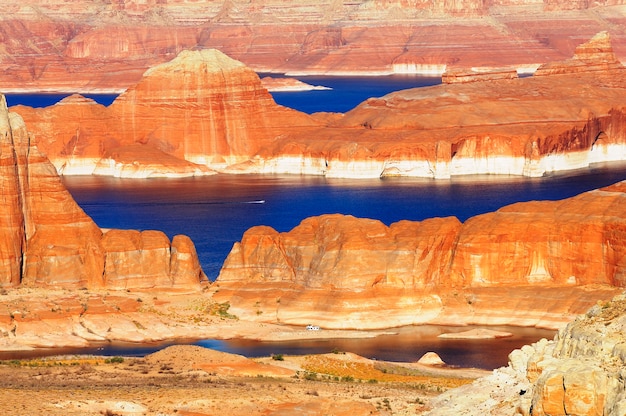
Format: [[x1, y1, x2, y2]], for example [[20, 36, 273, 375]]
[[0, 95, 205, 290], [0, 1, 625, 91], [212, 182, 626, 329], [425, 293, 626, 416], [13, 32, 626, 180]]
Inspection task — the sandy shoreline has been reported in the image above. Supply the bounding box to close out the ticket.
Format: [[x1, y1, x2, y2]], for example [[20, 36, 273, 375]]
[[0, 286, 563, 362]]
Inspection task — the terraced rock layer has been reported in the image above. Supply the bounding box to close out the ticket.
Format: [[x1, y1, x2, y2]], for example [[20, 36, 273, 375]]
[[12, 32, 626, 179]]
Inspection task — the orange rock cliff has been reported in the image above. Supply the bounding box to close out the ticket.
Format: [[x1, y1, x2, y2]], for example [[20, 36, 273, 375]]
[[0, 96, 205, 290], [0, 0, 626, 91], [12, 32, 626, 180], [212, 182, 626, 329]]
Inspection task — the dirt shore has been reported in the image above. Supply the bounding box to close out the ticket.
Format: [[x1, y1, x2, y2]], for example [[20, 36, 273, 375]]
[[0, 287, 401, 353], [0, 345, 489, 416], [0, 288, 498, 415]]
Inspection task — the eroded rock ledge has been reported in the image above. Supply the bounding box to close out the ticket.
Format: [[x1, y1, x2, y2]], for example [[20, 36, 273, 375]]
[[212, 181, 626, 329], [0, 95, 205, 290]]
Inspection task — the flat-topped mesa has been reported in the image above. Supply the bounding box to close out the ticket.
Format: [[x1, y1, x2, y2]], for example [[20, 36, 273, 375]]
[[0, 95, 205, 290], [109, 48, 310, 169], [442, 67, 518, 84], [213, 184, 626, 329], [534, 31, 624, 76]]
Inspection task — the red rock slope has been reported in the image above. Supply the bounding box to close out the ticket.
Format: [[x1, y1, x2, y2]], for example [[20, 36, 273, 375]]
[[212, 183, 626, 329], [0, 96, 205, 290], [252, 31, 626, 178]]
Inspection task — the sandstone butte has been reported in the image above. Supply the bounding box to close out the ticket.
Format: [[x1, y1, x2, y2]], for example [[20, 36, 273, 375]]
[[0, 0, 625, 92], [0, 95, 205, 291], [212, 179, 626, 330], [11, 31, 626, 179]]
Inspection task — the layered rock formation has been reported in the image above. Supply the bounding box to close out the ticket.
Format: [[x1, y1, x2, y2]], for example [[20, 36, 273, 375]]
[[0, 0, 625, 91], [0, 95, 205, 290], [425, 293, 626, 415], [212, 182, 626, 328], [534, 31, 625, 76], [13, 32, 626, 179], [14, 50, 318, 177]]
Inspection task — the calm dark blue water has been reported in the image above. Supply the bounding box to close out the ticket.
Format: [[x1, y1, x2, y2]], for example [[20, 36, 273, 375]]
[[63, 162, 626, 281], [5, 75, 439, 114], [264, 74, 441, 113], [0, 325, 555, 369], [5, 93, 118, 107]]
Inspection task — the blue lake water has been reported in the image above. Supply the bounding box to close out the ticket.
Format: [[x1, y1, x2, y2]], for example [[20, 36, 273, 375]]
[[264, 74, 441, 113], [5, 93, 118, 108], [63, 163, 626, 281], [4, 74, 439, 113], [59, 164, 626, 368], [0, 325, 555, 369]]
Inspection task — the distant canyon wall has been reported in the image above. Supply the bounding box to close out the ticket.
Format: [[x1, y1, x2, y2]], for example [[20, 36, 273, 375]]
[[0, 1, 626, 92], [0, 95, 205, 290]]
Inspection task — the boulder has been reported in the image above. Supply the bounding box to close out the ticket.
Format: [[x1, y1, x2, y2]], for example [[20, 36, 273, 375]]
[[424, 294, 626, 415], [417, 352, 446, 366]]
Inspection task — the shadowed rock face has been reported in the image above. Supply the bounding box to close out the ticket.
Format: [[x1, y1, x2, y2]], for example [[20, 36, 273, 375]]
[[0, 96, 204, 290], [13, 32, 626, 180], [212, 184, 626, 329]]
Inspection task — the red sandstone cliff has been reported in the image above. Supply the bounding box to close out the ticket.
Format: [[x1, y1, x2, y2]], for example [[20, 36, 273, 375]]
[[0, 95, 205, 290], [12, 32, 626, 179], [0, 1, 625, 91], [212, 183, 626, 328], [14, 50, 318, 177]]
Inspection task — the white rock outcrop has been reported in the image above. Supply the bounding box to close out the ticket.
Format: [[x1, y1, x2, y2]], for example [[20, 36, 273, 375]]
[[426, 293, 626, 415]]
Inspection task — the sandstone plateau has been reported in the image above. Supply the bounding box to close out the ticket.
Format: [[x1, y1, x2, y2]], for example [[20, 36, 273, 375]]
[[0, 94, 205, 290], [1, 1, 626, 92], [11, 31, 626, 179], [212, 180, 626, 329]]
